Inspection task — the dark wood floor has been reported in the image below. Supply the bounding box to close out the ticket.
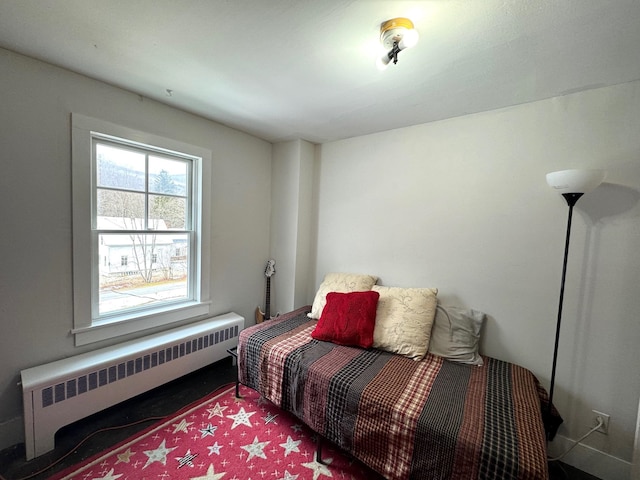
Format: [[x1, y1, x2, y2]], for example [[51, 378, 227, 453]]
[[0, 357, 600, 480]]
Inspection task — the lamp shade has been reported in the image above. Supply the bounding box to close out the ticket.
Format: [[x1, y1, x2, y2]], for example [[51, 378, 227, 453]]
[[546, 169, 605, 194]]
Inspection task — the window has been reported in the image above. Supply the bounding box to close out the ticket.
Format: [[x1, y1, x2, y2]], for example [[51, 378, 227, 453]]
[[95, 138, 194, 316], [72, 114, 211, 346]]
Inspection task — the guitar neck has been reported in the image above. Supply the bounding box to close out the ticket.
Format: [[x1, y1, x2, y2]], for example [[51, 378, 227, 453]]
[[265, 277, 271, 319]]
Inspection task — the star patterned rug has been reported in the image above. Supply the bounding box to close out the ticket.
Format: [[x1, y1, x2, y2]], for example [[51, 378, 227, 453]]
[[49, 384, 385, 480]]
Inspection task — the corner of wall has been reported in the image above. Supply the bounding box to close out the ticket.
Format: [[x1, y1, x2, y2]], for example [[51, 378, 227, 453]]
[[0, 416, 24, 452], [548, 434, 631, 480]]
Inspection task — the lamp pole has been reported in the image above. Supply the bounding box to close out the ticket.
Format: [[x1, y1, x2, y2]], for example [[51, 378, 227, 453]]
[[547, 192, 583, 432], [545, 169, 604, 440]]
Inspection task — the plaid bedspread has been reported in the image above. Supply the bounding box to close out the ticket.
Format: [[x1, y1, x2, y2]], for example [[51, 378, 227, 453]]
[[238, 306, 550, 480]]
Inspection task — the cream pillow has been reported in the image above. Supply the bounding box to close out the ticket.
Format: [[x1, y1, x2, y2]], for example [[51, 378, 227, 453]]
[[308, 272, 378, 319], [372, 285, 438, 361], [428, 304, 486, 365]]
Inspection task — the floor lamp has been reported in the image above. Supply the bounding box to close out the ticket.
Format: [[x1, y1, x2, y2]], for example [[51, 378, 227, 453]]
[[545, 169, 605, 436]]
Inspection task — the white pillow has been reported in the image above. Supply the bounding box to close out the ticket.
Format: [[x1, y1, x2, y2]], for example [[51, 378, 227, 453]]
[[372, 285, 438, 361], [428, 304, 486, 365], [308, 272, 378, 319]]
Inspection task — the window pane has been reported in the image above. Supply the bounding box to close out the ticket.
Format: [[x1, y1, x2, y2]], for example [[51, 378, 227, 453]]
[[149, 156, 188, 196], [149, 195, 187, 230], [98, 233, 189, 315], [96, 143, 146, 191], [97, 189, 145, 229]]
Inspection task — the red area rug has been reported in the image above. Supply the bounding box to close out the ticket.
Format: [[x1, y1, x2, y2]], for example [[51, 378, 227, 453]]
[[50, 384, 383, 479]]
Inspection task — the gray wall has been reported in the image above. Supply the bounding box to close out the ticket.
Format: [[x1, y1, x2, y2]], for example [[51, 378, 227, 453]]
[[0, 48, 272, 449]]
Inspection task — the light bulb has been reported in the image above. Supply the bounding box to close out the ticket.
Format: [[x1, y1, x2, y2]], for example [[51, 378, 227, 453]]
[[376, 54, 391, 70], [398, 29, 419, 49]]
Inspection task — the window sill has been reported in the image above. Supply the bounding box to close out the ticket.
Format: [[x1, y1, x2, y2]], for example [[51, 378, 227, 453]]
[[72, 301, 212, 346]]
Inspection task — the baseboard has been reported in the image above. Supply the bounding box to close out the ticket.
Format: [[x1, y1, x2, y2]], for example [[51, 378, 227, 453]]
[[549, 434, 630, 480], [0, 416, 24, 452]]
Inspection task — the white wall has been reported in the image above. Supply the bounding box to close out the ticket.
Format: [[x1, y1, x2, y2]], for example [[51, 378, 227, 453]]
[[313, 81, 640, 478], [0, 48, 272, 449], [633, 397, 640, 479], [270, 140, 315, 315]]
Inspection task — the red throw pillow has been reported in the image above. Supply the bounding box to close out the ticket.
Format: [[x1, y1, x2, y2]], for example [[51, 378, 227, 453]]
[[311, 290, 380, 348]]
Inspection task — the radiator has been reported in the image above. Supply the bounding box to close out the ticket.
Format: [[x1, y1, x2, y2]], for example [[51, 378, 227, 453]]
[[20, 312, 244, 460]]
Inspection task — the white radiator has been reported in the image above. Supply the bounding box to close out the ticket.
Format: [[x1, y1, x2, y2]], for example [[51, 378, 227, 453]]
[[20, 312, 244, 460]]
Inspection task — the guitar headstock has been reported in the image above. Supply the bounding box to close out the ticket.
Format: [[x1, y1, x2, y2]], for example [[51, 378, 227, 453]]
[[265, 259, 276, 278]]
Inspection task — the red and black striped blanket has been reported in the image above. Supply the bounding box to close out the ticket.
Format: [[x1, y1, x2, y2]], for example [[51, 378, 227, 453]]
[[238, 306, 550, 480]]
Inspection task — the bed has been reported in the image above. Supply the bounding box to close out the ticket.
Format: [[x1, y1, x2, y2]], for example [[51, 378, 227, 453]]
[[237, 274, 559, 480]]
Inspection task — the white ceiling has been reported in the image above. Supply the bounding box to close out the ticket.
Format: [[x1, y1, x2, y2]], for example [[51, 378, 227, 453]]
[[1, 1, 639, 144]]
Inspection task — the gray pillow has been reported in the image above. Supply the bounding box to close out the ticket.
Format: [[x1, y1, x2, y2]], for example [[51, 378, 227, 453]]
[[428, 304, 486, 365]]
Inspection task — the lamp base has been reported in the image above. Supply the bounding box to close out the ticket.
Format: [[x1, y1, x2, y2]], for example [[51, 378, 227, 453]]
[[543, 401, 564, 441]]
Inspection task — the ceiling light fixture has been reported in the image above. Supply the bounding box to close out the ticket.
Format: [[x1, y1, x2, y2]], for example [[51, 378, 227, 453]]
[[377, 17, 419, 70]]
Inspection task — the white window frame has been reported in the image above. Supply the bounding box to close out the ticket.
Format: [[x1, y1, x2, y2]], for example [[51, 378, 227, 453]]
[[71, 114, 211, 346]]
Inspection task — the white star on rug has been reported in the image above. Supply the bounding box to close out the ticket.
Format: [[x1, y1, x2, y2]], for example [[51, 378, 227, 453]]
[[189, 463, 226, 480], [241, 436, 270, 461], [115, 447, 135, 464], [279, 435, 301, 457], [207, 441, 223, 455], [142, 439, 178, 469], [172, 418, 194, 434], [93, 467, 123, 480], [278, 471, 299, 480], [206, 402, 228, 418], [227, 407, 256, 429], [200, 423, 218, 438], [301, 458, 333, 480]]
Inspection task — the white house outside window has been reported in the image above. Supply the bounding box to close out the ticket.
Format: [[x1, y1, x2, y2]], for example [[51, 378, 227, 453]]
[[72, 114, 212, 346]]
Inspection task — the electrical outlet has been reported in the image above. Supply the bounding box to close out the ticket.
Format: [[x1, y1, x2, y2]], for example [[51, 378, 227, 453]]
[[591, 410, 610, 434]]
